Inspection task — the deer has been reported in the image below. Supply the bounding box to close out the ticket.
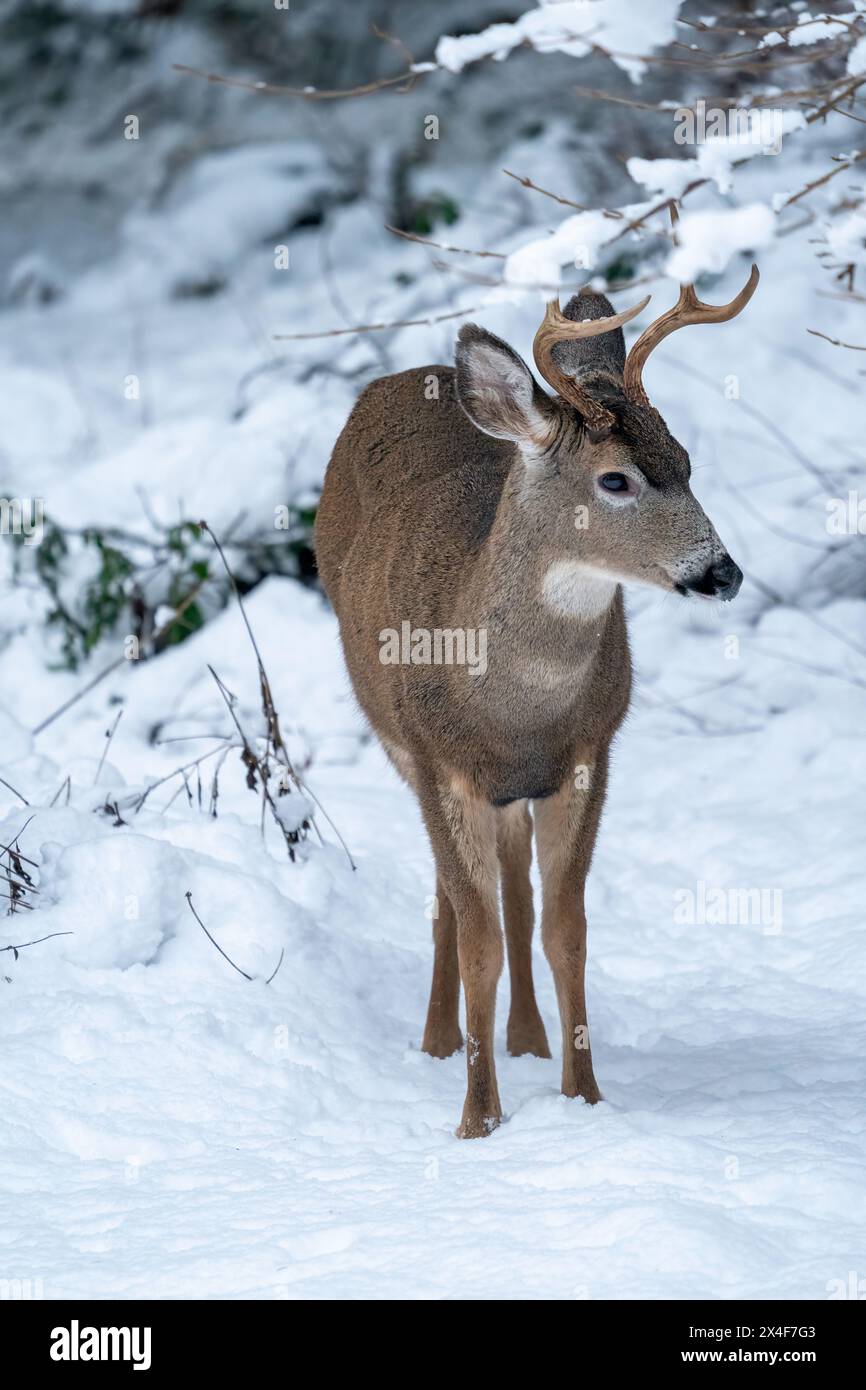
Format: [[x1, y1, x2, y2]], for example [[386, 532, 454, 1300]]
[[315, 229, 758, 1138]]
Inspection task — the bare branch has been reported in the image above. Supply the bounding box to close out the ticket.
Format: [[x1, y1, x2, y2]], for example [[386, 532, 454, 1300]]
[[94, 709, 123, 785], [572, 85, 677, 113], [0, 931, 72, 954], [172, 61, 423, 102], [265, 949, 285, 986], [185, 890, 252, 981], [807, 328, 866, 351], [385, 225, 505, 259], [0, 775, 29, 806], [503, 168, 622, 218], [273, 305, 481, 342], [782, 149, 866, 207], [134, 743, 238, 813]]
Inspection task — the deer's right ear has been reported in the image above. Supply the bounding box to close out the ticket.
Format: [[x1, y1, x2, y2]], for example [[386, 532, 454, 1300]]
[[455, 324, 557, 450]]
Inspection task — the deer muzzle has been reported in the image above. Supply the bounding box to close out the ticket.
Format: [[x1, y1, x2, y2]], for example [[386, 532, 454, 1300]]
[[678, 554, 743, 602]]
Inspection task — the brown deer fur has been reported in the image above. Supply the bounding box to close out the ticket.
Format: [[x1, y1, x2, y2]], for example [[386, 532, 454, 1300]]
[[315, 276, 755, 1138]]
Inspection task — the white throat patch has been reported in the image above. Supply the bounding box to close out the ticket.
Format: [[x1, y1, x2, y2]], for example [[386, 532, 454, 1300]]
[[541, 559, 618, 621]]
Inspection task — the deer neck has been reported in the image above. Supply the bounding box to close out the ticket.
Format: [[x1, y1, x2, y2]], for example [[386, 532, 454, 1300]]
[[460, 463, 619, 693]]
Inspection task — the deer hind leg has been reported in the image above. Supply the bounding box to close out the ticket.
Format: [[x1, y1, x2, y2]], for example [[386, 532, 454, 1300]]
[[497, 801, 551, 1059], [532, 751, 608, 1104], [417, 769, 503, 1137], [421, 876, 463, 1058]]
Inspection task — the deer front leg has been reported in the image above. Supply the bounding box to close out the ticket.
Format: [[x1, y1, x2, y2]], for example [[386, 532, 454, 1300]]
[[497, 800, 551, 1058], [533, 751, 608, 1104], [421, 877, 463, 1058], [418, 771, 504, 1137]]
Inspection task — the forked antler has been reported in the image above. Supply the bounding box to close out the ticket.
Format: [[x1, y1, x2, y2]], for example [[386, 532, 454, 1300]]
[[623, 204, 759, 407], [532, 294, 650, 437]]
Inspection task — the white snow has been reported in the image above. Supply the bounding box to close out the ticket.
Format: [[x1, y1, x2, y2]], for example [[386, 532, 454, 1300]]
[[502, 202, 654, 290], [788, 13, 860, 46], [825, 207, 866, 267], [436, 0, 685, 82], [849, 33, 866, 73], [629, 113, 807, 200], [666, 204, 776, 281]]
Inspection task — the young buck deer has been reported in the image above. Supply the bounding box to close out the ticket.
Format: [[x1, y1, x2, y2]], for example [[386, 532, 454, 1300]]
[[316, 245, 758, 1138]]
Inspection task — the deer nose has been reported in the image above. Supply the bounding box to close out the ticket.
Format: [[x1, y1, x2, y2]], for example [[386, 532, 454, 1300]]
[[682, 554, 743, 600], [708, 555, 742, 599]]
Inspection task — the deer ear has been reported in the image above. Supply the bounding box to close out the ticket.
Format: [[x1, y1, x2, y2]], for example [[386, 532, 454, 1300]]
[[455, 324, 556, 449]]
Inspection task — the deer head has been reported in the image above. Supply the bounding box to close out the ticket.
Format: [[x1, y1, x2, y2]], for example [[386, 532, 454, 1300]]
[[455, 241, 758, 606]]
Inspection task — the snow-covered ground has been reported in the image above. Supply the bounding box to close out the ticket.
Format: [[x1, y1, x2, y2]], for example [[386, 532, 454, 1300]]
[[2, 14, 866, 1299]]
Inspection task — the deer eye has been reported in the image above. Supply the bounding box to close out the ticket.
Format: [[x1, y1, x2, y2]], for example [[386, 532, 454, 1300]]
[[599, 472, 631, 493]]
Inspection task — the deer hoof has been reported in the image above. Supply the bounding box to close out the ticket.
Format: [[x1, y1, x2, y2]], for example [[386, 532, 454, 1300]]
[[507, 1014, 552, 1059], [456, 1108, 501, 1140], [421, 1027, 463, 1059]]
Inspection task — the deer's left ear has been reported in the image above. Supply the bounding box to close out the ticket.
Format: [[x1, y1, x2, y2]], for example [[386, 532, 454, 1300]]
[[456, 324, 557, 449]]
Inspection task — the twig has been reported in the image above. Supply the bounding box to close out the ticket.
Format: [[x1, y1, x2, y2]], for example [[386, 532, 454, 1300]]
[[0, 893, 33, 911], [635, 683, 762, 738], [0, 818, 37, 869], [371, 23, 415, 74], [273, 305, 480, 341], [207, 667, 261, 786], [265, 949, 285, 986], [200, 523, 355, 869], [0, 931, 72, 953], [783, 150, 866, 207], [816, 289, 866, 303], [607, 180, 709, 246], [807, 328, 866, 351], [155, 733, 233, 744], [32, 655, 127, 738], [721, 473, 833, 553], [0, 775, 29, 806], [185, 891, 252, 981], [385, 224, 505, 258], [748, 572, 866, 664], [134, 743, 238, 813], [172, 62, 421, 102], [49, 776, 71, 807], [207, 665, 302, 859], [808, 74, 866, 127], [32, 577, 212, 737], [830, 103, 866, 127], [208, 746, 231, 819], [318, 220, 391, 376], [572, 85, 677, 112], [503, 168, 622, 218], [676, 360, 840, 490], [755, 644, 866, 694], [94, 709, 123, 785]]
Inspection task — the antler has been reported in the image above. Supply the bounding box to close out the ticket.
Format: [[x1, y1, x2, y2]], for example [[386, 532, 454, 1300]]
[[623, 204, 759, 407], [533, 294, 651, 437]]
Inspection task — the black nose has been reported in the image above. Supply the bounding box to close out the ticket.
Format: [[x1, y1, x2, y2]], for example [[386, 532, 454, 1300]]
[[709, 555, 743, 599], [682, 555, 743, 601]]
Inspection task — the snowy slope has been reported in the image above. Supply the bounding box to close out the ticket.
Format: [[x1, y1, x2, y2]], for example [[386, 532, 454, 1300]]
[[2, 573, 864, 1301], [2, 92, 866, 1299]]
